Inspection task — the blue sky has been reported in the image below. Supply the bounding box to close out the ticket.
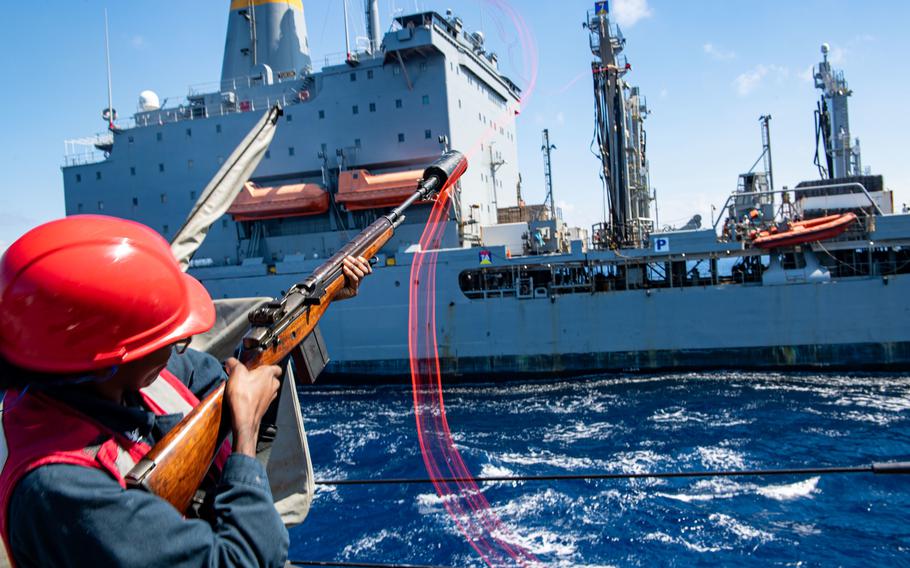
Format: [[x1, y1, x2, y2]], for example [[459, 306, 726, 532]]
[[1, 0, 908, 251]]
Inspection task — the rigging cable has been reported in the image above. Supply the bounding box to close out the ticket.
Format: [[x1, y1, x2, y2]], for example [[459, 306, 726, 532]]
[[403, 4, 543, 566], [409, 188, 538, 568], [314, 461, 910, 487]]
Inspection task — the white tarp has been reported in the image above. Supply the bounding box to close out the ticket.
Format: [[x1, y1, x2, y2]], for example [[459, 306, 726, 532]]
[[167, 105, 315, 526]]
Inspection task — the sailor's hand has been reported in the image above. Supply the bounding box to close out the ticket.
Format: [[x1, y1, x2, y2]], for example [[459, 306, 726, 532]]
[[338, 255, 373, 300], [223, 358, 282, 457]]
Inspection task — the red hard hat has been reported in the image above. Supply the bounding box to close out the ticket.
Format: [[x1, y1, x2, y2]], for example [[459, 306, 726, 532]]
[[0, 215, 215, 373]]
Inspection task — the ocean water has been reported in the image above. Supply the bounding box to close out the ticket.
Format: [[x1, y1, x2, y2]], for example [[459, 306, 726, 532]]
[[288, 372, 910, 567]]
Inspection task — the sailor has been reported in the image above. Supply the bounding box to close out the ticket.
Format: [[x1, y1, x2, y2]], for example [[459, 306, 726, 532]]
[[0, 215, 371, 567]]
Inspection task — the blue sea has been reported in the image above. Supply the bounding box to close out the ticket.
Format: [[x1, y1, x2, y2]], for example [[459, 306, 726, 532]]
[[288, 372, 910, 567]]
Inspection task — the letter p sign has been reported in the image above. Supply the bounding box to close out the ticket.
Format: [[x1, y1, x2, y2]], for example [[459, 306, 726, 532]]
[[653, 237, 670, 253]]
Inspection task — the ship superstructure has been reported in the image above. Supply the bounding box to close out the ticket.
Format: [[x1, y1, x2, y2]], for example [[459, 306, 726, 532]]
[[62, 2, 910, 378], [64, 1, 521, 268]]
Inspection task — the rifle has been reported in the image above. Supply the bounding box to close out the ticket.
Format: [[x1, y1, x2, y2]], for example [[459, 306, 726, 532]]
[[125, 150, 468, 511]]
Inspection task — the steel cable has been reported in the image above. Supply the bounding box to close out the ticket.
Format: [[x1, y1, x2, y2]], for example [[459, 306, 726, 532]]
[[314, 461, 910, 487]]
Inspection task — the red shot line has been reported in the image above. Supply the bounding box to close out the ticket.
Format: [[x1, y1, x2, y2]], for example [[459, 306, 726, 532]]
[[408, 184, 539, 567]]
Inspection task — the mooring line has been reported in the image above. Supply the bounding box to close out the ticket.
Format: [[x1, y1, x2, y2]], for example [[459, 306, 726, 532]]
[[314, 461, 910, 486]]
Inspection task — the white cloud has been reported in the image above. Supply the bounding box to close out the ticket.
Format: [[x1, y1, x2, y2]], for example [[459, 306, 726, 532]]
[[131, 35, 147, 49], [703, 43, 736, 61], [613, 0, 652, 28], [659, 87, 669, 98], [799, 64, 815, 84], [555, 111, 565, 126], [733, 64, 788, 96], [827, 45, 847, 65]]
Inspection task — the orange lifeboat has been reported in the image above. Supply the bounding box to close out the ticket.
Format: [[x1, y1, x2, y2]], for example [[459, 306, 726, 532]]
[[336, 168, 424, 211], [227, 181, 330, 221], [752, 213, 858, 249]]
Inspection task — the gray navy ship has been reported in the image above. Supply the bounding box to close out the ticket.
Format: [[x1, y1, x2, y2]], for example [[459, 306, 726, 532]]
[[62, 1, 910, 378]]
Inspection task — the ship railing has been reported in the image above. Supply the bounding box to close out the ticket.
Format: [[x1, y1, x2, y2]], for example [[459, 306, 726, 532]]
[[713, 182, 883, 234], [62, 133, 116, 167], [131, 92, 298, 129], [189, 71, 309, 95], [63, 151, 107, 167]]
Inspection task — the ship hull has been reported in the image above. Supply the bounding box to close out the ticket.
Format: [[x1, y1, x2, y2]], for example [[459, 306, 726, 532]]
[[196, 250, 910, 381]]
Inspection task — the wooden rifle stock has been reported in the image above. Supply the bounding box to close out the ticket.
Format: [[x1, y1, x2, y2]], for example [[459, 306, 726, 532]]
[[125, 150, 467, 511]]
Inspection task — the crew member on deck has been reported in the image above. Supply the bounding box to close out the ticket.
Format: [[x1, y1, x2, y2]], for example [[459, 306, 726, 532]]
[[0, 215, 371, 567]]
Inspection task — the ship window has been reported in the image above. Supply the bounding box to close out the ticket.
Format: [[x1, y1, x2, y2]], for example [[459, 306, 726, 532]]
[[187, 159, 194, 169], [425, 129, 432, 139], [75, 174, 81, 183], [156, 132, 162, 142], [393, 66, 401, 76], [190, 191, 197, 200], [458, 99, 462, 108], [350, 72, 357, 82], [130, 166, 136, 176], [265, 150, 271, 159], [367, 70, 374, 79], [96, 171, 102, 180], [158, 163, 165, 173], [128, 135, 134, 143], [422, 95, 430, 105], [395, 99, 403, 109], [355, 138, 362, 148], [216, 124, 222, 134], [97, 201, 104, 211], [186, 128, 192, 138], [369, 102, 376, 112], [288, 146, 295, 156], [222, 219, 228, 229], [163, 225, 169, 234], [77, 203, 83, 212], [286, 113, 293, 122], [132, 197, 138, 206], [318, 110, 325, 119], [420, 62, 427, 72], [398, 133, 405, 143], [352, 105, 359, 115], [160, 193, 167, 204]]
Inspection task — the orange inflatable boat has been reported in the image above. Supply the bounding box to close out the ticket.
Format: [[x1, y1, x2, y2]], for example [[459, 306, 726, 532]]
[[752, 213, 858, 249]]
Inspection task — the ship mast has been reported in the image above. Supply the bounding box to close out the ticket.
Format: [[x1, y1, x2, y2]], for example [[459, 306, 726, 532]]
[[365, 0, 381, 54], [541, 129, 557, 220], [587, 2, 653, 248], [759, 114, 774, 191], [103, 9, 115, 131], [814, 43, 861, 179], [589, 4, 630, 246]]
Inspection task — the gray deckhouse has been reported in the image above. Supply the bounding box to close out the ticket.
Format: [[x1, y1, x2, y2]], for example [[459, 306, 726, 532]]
[[63, 4, 522, 268]]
